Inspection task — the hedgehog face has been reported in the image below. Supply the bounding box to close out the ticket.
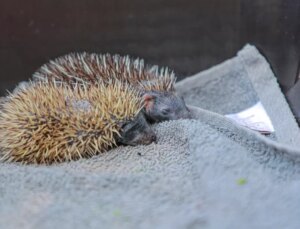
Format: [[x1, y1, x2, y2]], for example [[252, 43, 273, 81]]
[[116, 112, 156, 146], [143, 91, 191, 123]]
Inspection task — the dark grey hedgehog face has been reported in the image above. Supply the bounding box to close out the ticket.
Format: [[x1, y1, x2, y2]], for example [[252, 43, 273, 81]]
[[142, 91, 191, 123], [116, 112, 156, 146]]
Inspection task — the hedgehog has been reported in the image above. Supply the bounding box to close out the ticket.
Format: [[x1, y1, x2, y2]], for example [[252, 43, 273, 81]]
[[32, 53, 191, 123], [0, 81, 156, 164], [0, 96, 7, 110]]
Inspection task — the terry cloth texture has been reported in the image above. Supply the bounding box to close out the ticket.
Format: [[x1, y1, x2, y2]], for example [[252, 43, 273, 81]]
[[1, 44, 300, 229]]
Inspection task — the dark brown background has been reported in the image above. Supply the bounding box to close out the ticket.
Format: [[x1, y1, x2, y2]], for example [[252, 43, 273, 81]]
[[0, 0, 299, 95]]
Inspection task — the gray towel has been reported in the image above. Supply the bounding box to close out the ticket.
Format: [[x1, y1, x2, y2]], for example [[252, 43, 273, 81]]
[[1, 45, 300, 229], [176, 44, 300, 147]]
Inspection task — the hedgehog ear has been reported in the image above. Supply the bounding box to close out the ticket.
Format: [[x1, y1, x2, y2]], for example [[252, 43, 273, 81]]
[[143, 93, 156, 111]]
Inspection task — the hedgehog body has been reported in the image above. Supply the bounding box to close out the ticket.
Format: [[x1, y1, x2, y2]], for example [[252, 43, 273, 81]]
[[0, 81, 155, 164], [33, 53, 191, 123]]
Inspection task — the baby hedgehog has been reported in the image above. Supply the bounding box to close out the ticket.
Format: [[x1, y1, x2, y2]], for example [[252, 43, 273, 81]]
[[33, 53, 191, 123], [0, 81, 156, 164]]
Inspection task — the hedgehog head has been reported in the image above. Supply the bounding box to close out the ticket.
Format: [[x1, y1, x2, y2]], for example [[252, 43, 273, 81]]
[[141, 90, 191, 123], [0, 81, 155, 164]]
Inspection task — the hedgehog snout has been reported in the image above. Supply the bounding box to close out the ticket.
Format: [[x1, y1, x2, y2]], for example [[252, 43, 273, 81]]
[[141, 129, 157, 145], [151, 134, 157, 143], [180, 109, 192, 119], [146, 132, 157, 144]]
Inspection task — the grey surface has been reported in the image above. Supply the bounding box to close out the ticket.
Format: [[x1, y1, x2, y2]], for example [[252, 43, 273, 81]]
[[1, 45, 300, 229]]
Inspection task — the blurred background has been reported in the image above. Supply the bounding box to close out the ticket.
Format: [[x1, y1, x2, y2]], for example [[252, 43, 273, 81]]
[[0, 0, 299, 96]]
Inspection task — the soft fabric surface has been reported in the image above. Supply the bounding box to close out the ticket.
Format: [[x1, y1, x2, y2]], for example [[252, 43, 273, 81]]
[[1, 44, 300, 229]]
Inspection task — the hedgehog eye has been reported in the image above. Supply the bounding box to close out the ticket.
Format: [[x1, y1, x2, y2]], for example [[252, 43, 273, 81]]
[[120, 121, 133, 131], [120, 123, 128, 130], [162, 108, 171, 115]]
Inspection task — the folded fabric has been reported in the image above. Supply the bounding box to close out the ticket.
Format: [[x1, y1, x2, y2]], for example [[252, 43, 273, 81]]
[[176, 44, 300, 147]]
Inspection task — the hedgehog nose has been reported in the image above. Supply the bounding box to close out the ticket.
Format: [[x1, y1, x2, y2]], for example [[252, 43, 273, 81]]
[[150, 134, 157, 143]]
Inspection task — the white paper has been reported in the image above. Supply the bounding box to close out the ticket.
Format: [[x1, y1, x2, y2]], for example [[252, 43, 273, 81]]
[[225, 102, 275, 134]]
